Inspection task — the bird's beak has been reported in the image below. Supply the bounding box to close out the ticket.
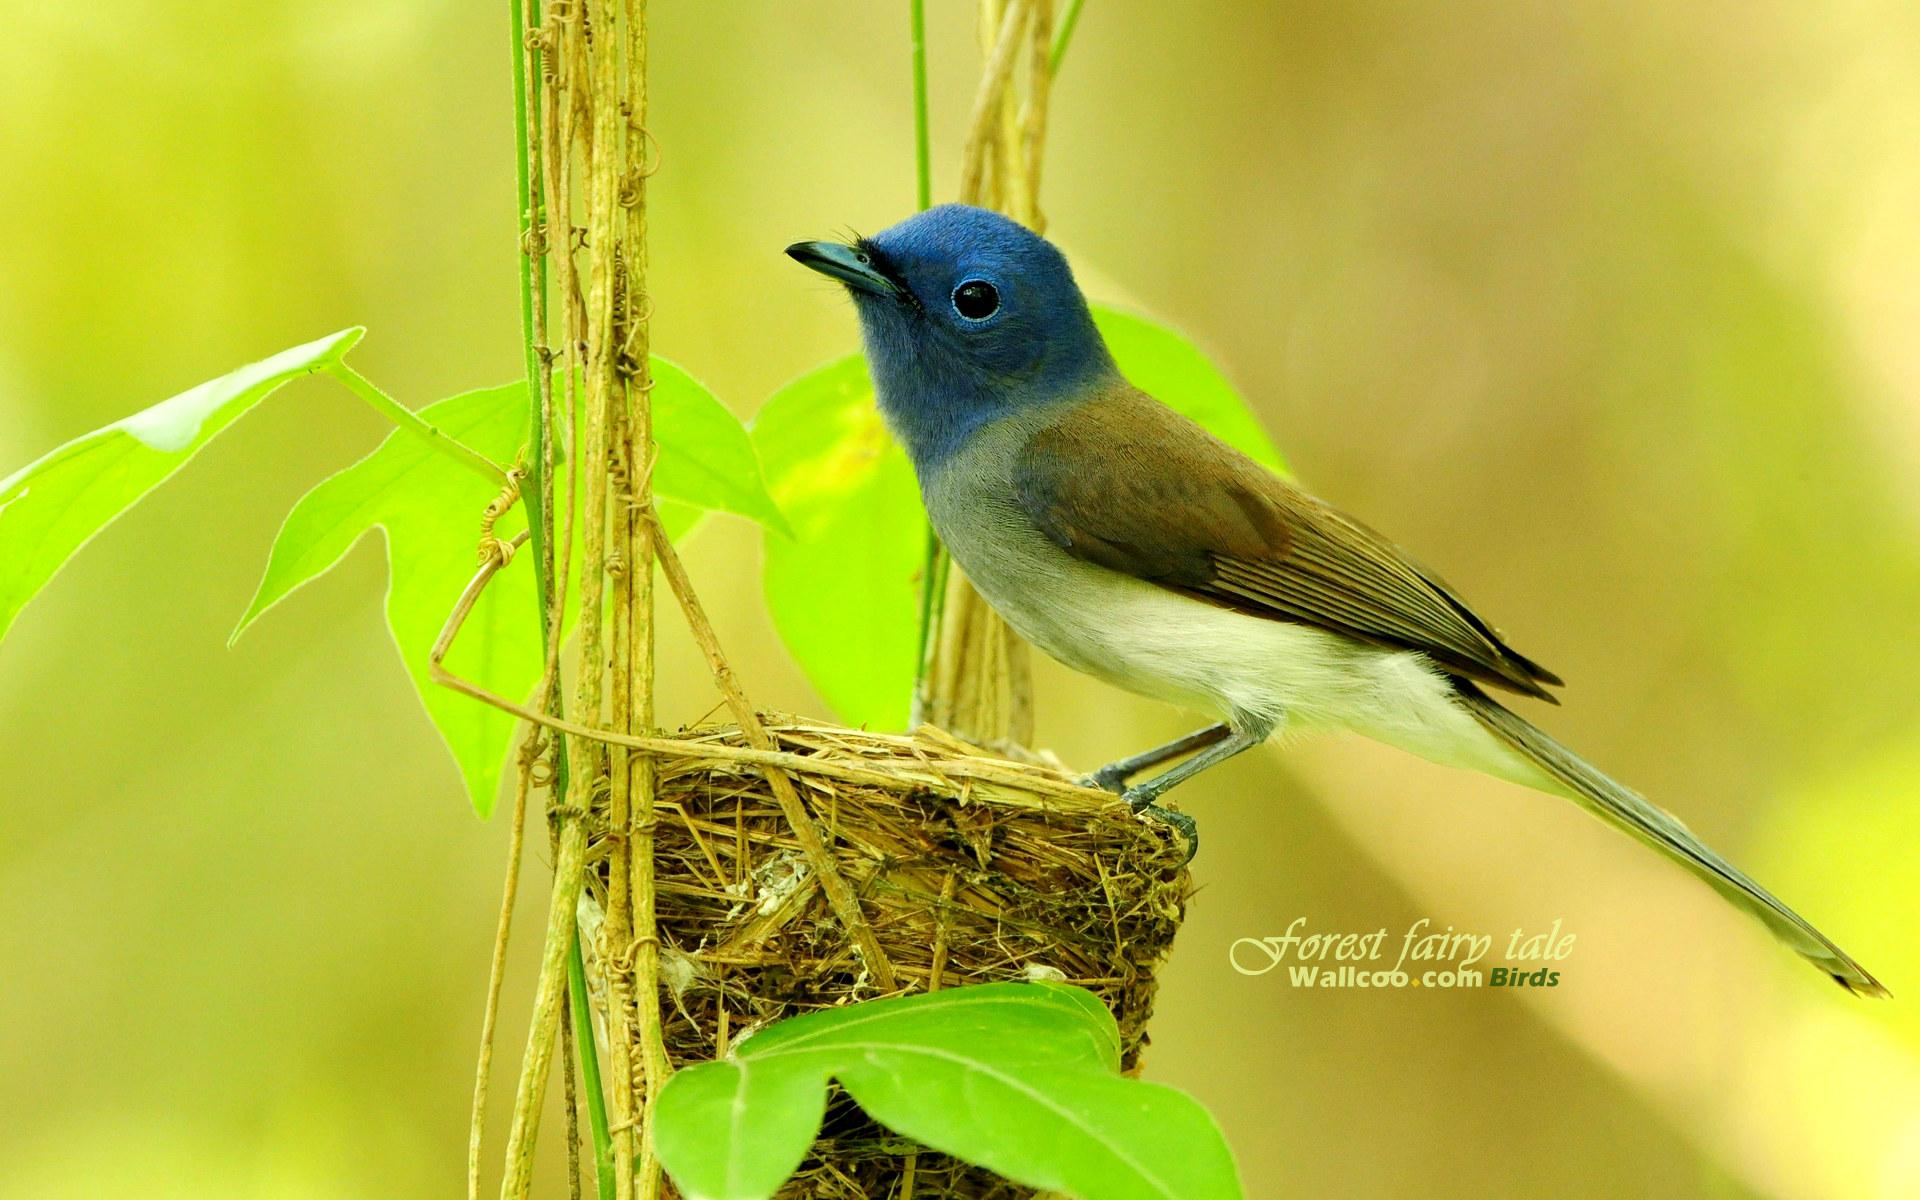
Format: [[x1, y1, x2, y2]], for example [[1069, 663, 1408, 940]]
[[784, 240, 900, 298]]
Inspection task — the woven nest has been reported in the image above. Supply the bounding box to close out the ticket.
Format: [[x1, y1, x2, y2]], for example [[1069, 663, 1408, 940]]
[[581, 718, 1193, 1199]]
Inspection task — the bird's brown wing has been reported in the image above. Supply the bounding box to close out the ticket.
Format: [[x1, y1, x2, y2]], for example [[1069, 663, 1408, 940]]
[[1011, 386, 1563, 700]]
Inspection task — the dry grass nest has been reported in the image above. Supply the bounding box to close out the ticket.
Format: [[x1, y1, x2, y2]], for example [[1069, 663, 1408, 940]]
[[579, 717, 1195, 1199]]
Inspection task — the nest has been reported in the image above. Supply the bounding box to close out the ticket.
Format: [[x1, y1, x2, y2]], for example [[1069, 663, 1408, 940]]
[[581, 719, 1193, 1199]]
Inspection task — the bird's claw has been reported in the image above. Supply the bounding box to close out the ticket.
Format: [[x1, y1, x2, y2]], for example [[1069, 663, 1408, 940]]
[[1123, 788, 1198, 864]]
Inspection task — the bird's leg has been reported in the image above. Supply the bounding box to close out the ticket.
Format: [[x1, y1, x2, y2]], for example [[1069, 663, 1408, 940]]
[[1120, 717, 1275, 862], [1077, 723, 1233, 794]]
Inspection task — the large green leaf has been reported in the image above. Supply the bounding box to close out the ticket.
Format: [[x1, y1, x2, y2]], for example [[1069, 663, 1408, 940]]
[[754, 305, 1284, 730], [753, 355, 926, 731], [0, 328, 363, 643], [652, 357, 792, 535], [232, 363, 779, 816], [653, 982, 1241, 1200]]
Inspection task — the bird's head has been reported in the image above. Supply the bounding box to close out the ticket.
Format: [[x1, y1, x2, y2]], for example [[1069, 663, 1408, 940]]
[[787, 204, 1115, 468]]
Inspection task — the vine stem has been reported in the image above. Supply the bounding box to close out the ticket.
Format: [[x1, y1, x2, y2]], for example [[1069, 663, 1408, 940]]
[[492, 0, 616, 1194], [613, 4, 672, 1198], [324, 362, 507, 485], [568, 934, 617, 1194], [467, 717, 536, 1200], [432, 21, 552, 1141], [907, 0, 938, 721], [510, 0, 543, 441], [910, 0, 932, 211], [1050, 0, 1086, 71], [571, 0, 642, 1196], [956, 0, 1032, 207]]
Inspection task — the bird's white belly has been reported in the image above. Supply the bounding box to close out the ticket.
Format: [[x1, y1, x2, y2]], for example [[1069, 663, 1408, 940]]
[[942, 501, 1536, 785]]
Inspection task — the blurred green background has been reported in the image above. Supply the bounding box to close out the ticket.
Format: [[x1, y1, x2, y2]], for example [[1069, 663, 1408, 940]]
[[4, 1, 1919, 1196]]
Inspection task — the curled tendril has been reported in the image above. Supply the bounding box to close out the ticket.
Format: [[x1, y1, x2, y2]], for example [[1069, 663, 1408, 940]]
[[478, 466, 526, 566]]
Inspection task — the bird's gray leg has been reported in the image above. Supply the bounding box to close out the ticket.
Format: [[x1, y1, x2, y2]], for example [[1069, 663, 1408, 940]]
[[1077, 723, 1233, 794], [1121, 716, 1276, 862]]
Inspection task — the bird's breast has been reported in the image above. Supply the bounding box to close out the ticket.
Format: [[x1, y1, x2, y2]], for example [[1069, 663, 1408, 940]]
[[922, 416, 1284, 724]]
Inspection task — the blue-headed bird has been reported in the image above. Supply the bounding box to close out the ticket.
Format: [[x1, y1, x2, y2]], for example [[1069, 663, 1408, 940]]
[[787, 203, 1884, 997]]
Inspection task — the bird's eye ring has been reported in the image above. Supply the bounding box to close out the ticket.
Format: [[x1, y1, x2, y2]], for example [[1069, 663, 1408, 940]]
[[951, 279, 1000, 321]]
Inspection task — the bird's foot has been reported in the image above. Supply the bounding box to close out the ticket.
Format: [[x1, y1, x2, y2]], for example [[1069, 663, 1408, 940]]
[[1124, 788, 1198, 864], [1074, 764, 1131, 795]]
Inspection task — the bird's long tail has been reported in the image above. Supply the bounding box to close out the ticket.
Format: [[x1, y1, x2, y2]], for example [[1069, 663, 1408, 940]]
[[1452, 681, 1887, 998]]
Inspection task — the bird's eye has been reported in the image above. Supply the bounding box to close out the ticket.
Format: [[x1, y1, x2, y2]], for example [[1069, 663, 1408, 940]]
[[951, 279, 1000, 321]]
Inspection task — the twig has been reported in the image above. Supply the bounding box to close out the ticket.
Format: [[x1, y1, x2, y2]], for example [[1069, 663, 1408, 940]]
[[615, 6, 671, 1197], [467, 713, 540, 1200], [928, 869, 958, 991], [991, 1, 1025, 219], [561, 941, 585, 1200], [1017, 0, 1054, 233], [957, 0, 1033, 205], [431, 600, 1109, 803], [499, 803, 592, 1198], [569, 0, 649, 1195]]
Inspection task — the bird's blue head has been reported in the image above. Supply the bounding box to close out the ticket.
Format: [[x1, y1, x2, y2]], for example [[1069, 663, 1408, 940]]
[[787, 204, 1116, 470]]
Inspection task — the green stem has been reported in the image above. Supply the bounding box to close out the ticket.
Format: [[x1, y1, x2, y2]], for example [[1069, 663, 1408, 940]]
[[910, 0, 931, 211], [905, 0, 942, 718], [911, 526, 942, 721], [511, 0, 543, 445], [1050, 0, 1088, 71], [508, 2, 615, 1194], [568, 936, 617, 1200], [324, 362, 507, 485]]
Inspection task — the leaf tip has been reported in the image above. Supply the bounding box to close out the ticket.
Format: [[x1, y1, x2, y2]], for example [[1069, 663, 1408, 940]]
[[330, 326, 369, 359]]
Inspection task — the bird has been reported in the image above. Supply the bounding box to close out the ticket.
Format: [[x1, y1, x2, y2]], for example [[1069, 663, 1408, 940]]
[[786, 202, 1885, 998]]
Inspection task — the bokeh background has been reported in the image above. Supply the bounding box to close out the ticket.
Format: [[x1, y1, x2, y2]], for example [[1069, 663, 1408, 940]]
[[4, 1, 1919, 1196]]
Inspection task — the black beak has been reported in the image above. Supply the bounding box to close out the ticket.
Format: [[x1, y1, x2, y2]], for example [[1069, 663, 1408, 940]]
[[785, 240, 900, 297]]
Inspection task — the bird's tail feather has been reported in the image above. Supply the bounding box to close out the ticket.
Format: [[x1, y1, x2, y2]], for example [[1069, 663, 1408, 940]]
[[1452, 682, 1887, 998]]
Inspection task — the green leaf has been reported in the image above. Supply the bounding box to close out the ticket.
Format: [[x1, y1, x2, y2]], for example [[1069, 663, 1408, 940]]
[[230, 381, 546, 816], [754, 305, 1281, 729], [654, 982, 1241, 1200], [652, 357, 792, 535], [0, 328, 363, 643], [232, 363, 774, 816], [753, 354, 926, 731]]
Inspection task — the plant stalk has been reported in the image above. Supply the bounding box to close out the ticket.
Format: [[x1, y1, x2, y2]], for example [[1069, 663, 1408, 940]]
[[569, 935, 617, 1199], [907, 0, 938, 722], [325, 362, 507, 485], [496, 0, 615, 1194], [1050, 0, 1086, 71], [910, 0, 932, 211]]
